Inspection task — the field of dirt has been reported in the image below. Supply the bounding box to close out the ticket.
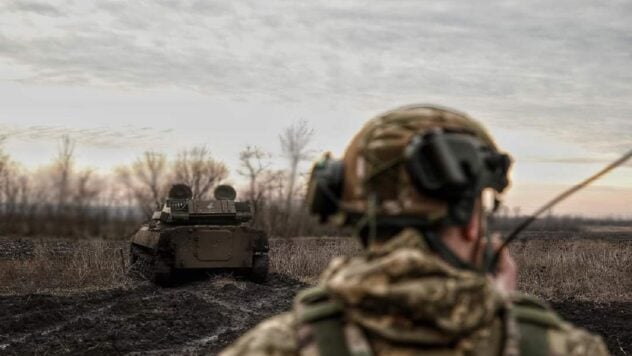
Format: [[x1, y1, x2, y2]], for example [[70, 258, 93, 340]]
[[0, 236, 630, 355], [0, 274, 305, 355], [553, 301, 631, 356], [1, 277, 628, 355]]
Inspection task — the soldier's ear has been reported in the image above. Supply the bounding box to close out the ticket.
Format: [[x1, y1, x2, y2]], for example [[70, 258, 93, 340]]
[[307, 156, 344, 222]]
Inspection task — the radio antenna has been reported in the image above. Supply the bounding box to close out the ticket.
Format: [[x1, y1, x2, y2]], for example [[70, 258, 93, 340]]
[[489, 149, 632, 270]]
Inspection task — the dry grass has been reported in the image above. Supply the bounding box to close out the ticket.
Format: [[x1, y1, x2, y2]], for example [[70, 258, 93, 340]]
[[0, 240, 132, 294], [271, 235, 632, 302], [269, 237, 360, 283], [512, 239, 632, 302], [1, 234, 630, 302]]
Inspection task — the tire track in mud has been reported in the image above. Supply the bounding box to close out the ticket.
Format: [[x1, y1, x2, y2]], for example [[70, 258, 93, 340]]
[[0, 274, 305, 355], [1, 300, 118, 348]]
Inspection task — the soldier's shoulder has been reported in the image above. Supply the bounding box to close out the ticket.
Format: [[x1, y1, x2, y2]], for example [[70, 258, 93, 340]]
[[511, 293, 609, 356], [549, 320, 610, 356], [218, 312, 299, 356]]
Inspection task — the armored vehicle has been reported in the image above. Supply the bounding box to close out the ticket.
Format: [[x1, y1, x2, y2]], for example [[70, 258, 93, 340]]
[[129, 184, 269, 286]]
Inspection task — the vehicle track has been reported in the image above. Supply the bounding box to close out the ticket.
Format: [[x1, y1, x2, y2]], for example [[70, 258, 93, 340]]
[[0, 274, 304, 355]]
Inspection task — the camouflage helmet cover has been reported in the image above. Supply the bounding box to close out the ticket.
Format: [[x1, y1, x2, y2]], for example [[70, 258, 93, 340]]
[[335, 104, 505, 223]]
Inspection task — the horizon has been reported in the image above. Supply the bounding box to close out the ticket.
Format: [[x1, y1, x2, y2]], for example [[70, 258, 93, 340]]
[[1, 132, 629, 219]]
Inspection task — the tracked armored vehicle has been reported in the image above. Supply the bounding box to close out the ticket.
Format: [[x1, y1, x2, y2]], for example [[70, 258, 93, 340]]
[[129, 184, 269, 286]]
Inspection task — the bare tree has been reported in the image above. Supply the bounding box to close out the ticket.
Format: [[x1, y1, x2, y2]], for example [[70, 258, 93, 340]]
[[252, 169, 287, 234], [117, 151, 168, 218], [259, 170, 286, 202], [173, 146, 228, 199], [0, 136, 8, 180], [279, 120, 313, 214], [1, 161, 20, 216], [74, 169, 99, 208], [237, 146, 270, 204], [54, 135, 75, 210], [18, 174, 30, 213], [237, 146, 292, 228], [0, 139, 10, 208]]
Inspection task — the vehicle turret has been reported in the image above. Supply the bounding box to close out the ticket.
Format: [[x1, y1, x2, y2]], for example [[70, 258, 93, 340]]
[[152, 184, 252, 225]]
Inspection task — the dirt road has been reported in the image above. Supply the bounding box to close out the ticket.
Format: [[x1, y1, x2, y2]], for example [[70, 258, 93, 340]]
[[0, 275, 304, 355]]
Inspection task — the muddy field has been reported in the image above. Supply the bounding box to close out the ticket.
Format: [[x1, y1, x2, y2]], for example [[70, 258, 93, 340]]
[[553, 301, 631, 356], [0, 237, 630, 355], [1, 277, 628, 355], [0, 274, 305, 355]]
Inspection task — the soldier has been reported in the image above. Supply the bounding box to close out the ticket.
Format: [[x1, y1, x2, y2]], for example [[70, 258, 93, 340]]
[[220, 105, 609, 356]]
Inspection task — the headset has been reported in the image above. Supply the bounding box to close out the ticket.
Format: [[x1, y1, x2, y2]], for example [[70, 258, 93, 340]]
[[309, 129, 511, 225]]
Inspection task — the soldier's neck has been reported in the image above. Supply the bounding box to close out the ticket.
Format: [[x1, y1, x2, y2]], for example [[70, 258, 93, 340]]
[[439, 225, 478, 267]]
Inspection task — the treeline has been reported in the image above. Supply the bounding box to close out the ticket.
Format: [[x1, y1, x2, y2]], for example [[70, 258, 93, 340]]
[[0, 123, 628, 240], [0, 122, 342, 239], [490, 213, 631, 232]]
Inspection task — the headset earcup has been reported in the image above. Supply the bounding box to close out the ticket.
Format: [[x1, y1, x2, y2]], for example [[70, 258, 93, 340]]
[[307, 159, 344, 222], [405, 133, 470, 199], [405, 132, 494, 226]]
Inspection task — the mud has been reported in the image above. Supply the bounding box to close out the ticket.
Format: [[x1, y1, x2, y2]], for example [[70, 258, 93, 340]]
[[0, 274, 305, 355], [553, 300, 632, 356], [1, 237, 629, 355], [1, 286, 629, 356]]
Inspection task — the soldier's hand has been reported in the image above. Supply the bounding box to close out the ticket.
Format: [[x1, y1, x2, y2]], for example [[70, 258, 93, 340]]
[[487, 234, 517, 296]]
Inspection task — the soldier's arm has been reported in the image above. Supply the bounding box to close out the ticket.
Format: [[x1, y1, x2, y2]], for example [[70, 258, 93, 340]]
[[218, 312, 299, 356], [511, 294, 610, 356], [547, 321, 610, 356]]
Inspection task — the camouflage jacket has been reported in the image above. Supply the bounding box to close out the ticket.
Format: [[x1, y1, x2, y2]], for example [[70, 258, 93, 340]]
[[219, 229, 609, 356]]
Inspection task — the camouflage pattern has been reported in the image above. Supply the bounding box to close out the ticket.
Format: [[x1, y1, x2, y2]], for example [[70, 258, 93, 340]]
[[334, 105, 506, 224], [219, 228, 609, 356], [129, 184, 269, 286], [218, 312, 298, 356]]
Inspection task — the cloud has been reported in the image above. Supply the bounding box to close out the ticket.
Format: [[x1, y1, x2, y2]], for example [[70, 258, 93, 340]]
[[524, 156, 632, 167], [0, 124, 174, 149], [5, 0, 63, 17], [0, 0, 630, 153]]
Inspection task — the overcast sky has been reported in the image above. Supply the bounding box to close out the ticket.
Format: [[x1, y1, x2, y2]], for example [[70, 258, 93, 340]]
[[0, 0, 630, 217]]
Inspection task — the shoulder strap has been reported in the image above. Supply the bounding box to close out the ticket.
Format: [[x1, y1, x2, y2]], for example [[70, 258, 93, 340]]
[[510, 294, 563, 356], [295, 286, 352, 356]]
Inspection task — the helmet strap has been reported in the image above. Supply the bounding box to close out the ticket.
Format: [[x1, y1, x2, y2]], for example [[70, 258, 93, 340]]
[[481, 232, 496, 274], [421, 229, 478, 271]]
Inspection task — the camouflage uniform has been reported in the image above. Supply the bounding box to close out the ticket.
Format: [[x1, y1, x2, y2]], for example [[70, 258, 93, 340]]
[[220, 105, 609, 356], [219, 229, 608, 356]]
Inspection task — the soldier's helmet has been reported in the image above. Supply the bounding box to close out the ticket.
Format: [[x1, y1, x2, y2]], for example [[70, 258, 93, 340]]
[[307, 104, 512, 229]]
